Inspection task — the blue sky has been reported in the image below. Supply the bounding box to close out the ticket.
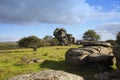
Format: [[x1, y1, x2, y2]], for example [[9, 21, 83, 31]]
[[0, 0, 120, 42]]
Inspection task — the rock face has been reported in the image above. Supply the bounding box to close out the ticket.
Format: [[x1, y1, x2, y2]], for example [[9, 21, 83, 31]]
[[93, 46, 120, 80], [7, 70, 84, 80], [65, 41, 114, 68], [113, 46, 120, 69], [93, 70, 120, 80], [81, 41, 111, 47], [53, 28, 76, 45]]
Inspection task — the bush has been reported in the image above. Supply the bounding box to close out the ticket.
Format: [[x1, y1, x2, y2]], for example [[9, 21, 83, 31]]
[[40, 40, 51, 47], [49, 38, 59, 46]]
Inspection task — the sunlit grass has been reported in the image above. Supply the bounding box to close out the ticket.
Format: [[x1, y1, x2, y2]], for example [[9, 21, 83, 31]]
[[0, 45, 80, 80], [0, 45, 116, 80]]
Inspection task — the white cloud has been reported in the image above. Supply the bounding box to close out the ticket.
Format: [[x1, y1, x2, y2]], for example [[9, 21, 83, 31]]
[[0, 0, 120, 24], [96, 22, 120, 40], [0, 36, 19, 42]]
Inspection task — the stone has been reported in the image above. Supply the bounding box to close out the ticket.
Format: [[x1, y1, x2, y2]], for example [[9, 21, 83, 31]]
[[81, 41, 112, 47], [88, 54, 113, 65], [93, 46, 120, 80], [27, 60, 34, 64], [65, 46, 113, 66], [65, 48, 90, 65], [53, 28, 76, 45], [113, 46, 120, 69], [93, 70, 120, 80], [94, 72, 110, 80], [7, 70, 84, 80], [27, 58, 44, 64], [65, 41, 114, 68]]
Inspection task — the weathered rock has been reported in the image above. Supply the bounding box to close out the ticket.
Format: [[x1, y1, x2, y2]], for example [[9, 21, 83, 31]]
[[88, 54, 113, 66], [93, 70, 120, 80], [27, 58, 44, 64], [7, 70, 84, 80], [65, 46, 113, 66], [53, 28, 76, 45], [81, 41, 111, 47], [94, 72, 110, 80], [93, 46, 120, 80], [82, 46, 113, 55], [65, 41, 114, 69], [113, 46, 120, 69], [65, 48, 90, 65]]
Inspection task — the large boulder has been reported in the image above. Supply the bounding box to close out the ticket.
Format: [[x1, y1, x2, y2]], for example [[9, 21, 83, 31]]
[[93, 46, 120, 80], [7, 70, 84, 80], [65, 41, 114, 68], [65, 47, 113, 65], [53, 28, 76, 45], [65, 48, 90, 65]]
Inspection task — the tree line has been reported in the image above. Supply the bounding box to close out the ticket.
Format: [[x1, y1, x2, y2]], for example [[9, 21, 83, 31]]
[[18, 28, 120, 51]]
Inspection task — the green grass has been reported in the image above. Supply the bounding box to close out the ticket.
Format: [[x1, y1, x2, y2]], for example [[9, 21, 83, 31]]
[[0, 45, 81, 80], [0, 45, 115, 80], [0, 42, 18, 50]]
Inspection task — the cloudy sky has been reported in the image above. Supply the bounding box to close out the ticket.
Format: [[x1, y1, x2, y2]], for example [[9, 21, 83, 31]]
[[0, 0, 120, 42]]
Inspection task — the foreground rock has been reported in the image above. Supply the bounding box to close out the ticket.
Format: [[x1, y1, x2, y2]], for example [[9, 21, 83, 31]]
[[113, 46, 120, 69], [93, 46, 120, 80], [7, 70, 84, 80], [93, 70, 120, 80], [65, 41, 114, 70]]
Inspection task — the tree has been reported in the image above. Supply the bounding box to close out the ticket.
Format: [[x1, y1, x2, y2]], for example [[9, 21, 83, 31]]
[[18, 36, 41, 51], [43, 35, 53, 41], [41, 35, 54, 47], [82, 30, 100, 41], [116, 31, 120, 45], [49, 38, 59, 46]]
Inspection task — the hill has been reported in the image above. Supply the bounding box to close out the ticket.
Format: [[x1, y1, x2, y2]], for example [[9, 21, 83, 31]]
[[0, 42, 18, 50]]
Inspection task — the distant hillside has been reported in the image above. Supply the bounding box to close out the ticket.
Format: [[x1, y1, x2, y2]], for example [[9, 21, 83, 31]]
[[0, 42, 19, 50]]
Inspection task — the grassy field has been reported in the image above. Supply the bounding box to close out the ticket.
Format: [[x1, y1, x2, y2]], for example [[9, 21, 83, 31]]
[[0, 42, 18, 50], [0, 45, 115, 80]]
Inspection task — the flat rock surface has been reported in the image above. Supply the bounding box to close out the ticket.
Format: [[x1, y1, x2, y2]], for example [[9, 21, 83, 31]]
[[81, 41, 111, 47], [7, 70, 84, 80]]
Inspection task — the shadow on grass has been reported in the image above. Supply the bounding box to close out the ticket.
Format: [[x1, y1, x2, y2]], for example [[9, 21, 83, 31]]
[[40, 60, 100, 79]]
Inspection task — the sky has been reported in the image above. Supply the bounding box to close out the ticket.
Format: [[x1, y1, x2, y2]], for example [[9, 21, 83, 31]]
[[0, 0, 120, 42]]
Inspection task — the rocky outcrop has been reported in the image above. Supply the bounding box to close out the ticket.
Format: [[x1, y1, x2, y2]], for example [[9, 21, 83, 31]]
[[81, 41, 111, 47], [65, 41, 114, 69], [93, 70, 120, 80], [93, 46, 120, 80], [7, 70, 84, 80], [113, 46, 120, 69]]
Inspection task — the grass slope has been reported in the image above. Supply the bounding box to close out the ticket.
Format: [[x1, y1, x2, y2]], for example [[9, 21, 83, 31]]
[[0, 42, 18, 50], [0, 45, 114, 80]]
